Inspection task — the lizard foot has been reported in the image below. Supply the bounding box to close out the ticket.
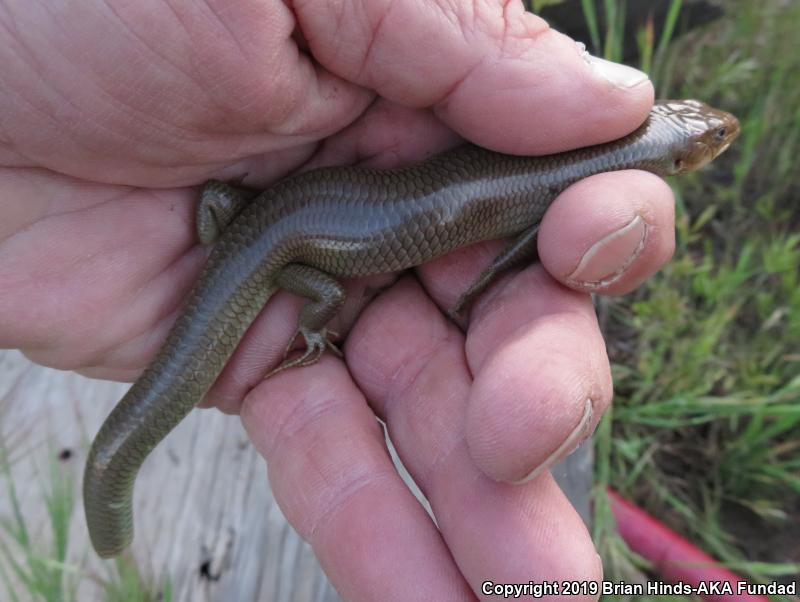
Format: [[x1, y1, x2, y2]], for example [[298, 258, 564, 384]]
[[265, 327, 342, 379]]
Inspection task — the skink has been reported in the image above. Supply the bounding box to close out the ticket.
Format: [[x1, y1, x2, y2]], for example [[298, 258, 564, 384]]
[[84, 99, 739, 557]]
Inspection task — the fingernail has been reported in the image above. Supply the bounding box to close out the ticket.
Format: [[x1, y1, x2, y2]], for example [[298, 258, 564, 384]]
[[513, 399, 594, 484], [568, 215, 648, 287], [576, 42, 650, 89], [589, 56, 650, 88]]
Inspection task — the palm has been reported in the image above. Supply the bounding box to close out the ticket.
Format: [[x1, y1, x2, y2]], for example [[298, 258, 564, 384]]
[[0, 1, 452, 379], [3, 2, 375, 187]]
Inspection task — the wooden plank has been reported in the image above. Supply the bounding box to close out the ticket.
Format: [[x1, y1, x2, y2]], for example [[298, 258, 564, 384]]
[[0, 350, 340, 601], [1, 349, 592, 601]]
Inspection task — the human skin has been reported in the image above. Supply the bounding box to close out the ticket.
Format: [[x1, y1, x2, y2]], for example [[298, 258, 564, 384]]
[[0, 2, 676, 601]]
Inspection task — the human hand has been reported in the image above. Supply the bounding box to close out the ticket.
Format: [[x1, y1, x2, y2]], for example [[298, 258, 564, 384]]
[[0, 1, 675, 600]]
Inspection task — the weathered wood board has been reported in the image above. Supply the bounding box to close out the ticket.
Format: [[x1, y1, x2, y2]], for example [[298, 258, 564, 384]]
[[0, 349, 591, 601], [0, 350, 339, 601]]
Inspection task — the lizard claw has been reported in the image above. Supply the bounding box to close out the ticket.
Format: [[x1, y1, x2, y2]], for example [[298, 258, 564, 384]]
[[265, 327, 341, 378]]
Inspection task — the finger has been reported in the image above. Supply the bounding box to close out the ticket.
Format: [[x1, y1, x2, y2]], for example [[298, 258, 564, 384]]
[[538, 170, 676, 295], [294, 0, 653, 154], [463, 266, 611, 482], [240, 356, 475, 601], [390, 261, 611, 484], [417, 169, 675, 313], [346, 277, 601, 599]]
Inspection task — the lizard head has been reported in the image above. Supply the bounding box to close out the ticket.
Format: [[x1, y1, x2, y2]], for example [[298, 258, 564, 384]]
[[657, 99, 740, 175]]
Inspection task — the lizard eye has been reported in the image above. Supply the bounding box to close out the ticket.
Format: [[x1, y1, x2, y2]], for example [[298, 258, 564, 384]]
[[715, 127, 727, 141]]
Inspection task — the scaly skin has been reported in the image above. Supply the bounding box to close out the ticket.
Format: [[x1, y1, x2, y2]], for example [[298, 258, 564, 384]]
[[84, 99, 740, 557]]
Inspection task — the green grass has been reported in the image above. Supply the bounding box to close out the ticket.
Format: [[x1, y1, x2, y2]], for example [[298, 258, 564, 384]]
[[0, 435, 170, 602], [586, 0, 800, 599], [0, 436, 77, 602]]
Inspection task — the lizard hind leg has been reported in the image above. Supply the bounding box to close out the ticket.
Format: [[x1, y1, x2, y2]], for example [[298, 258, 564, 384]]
[[266, 263, 346, 379], [196, 178, 257, 244]]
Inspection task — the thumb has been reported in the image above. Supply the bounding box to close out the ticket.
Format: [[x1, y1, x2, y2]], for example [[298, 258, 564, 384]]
[[294, 0, 653, 154]]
